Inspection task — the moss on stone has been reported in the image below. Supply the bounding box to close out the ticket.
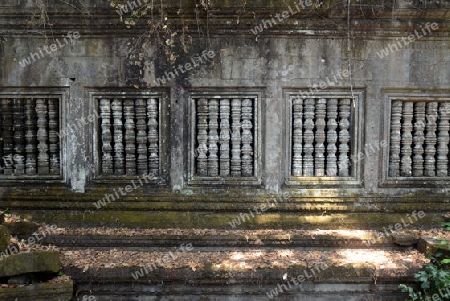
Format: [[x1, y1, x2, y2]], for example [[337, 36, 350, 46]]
[[3, 221, 39, 236], [0, 251, 61, 278], [0, 225, 10, 253]]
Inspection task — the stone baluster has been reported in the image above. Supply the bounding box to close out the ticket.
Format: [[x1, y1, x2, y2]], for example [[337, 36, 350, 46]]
[[400, 102, 413, 176], [48, 99, 59, 175], [112, 99, 125, 175], [412, 102, 425, 177], [124, 99, 136, 175], [437, 102, 449, 176], [208, 99, 219, 176], [135, 99, 148, 175], [231, 99, 242, 177], [2, 99, 13, 175], [315, 98, 326, 176], [326, 99, 338, 176], [303, 98, 315, 176], [36, 98, 49, 175], [389, 100, 402, 177], [147, 98, 159, 177], [196, 98, 209, 176], [338, 99, 351, 177], [13, 99, 25, 175], [100, 99, 113, 175], [241, 98, 253, 177], [292, 98, 303, 176], [424, 102, 438, 176], [219, 99, 230, 177], [25, 99, 37, 175]]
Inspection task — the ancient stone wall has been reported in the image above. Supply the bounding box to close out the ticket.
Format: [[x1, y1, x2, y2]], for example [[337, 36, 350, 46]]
[[0, 0, 449, 228]]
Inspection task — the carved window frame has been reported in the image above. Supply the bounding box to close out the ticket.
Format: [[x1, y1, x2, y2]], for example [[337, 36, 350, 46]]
[[380, 89, 450, 187], [0, 87, 68, 183], [284, 89, 364, 187], [88, 88, 169, 185], [188, 90, 262, 186]]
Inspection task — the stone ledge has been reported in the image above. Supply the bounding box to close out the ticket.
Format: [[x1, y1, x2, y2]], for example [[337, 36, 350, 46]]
[[42, 233, 400, 250], [72, 283, 408, 301], [3, 221, 39, 237], [3, 199, 450, 213], [0, 281, 73, 301], [22, 211, 444, 230], [62, 265, 412, 285], [0, 251, 61, 278]]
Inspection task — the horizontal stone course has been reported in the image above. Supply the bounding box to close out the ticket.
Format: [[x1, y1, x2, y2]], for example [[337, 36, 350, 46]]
[[41, 233, 399, 249], [0, 282, 73, 301]]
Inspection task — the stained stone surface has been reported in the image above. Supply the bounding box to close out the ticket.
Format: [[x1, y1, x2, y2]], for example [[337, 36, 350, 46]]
[[392, 234, 417, 246], [0, 0, 448, 227], [0, 225, 11, 253], [3, 221, 39, 236], [0, 251, 61, 277]]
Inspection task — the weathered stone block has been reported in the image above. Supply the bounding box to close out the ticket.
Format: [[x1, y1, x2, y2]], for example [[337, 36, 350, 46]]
[[417, 238, 450, 257], [3, 221, 39, 236], [316, 263, 376, 282], [392, 234, 417, 246], [0, 251, 61, 277], [0, 225, 11, 252]]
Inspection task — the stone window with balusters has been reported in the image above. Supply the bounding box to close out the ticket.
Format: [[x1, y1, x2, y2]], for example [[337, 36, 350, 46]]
[[0, 94, 62, 180], [285, 90, 364, 186], [382, 91, 450, 185], [91, 90, 168, 184], [189, 93, 261, 185]]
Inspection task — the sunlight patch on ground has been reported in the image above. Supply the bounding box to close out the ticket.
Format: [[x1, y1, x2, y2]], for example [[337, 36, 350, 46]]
[[334, 249, 401, 268], [310, 229, 373, 239], [217, 250, 302, 269]]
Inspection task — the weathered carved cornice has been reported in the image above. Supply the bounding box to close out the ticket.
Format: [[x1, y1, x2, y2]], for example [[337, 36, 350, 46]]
[[0, 1, 449, 38]]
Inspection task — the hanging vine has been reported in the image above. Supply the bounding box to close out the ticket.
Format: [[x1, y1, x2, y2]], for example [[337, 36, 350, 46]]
[[109, 0, 211, 64]]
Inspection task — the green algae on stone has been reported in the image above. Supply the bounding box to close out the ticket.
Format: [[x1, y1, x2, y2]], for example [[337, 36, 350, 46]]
[[0, 251, 61, 278], [3, 221, 39, 236]]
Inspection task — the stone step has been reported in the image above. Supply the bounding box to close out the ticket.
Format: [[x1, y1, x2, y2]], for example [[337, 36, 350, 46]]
[[40, 230, 416, 250], [9, 225, 439, 300], [70, 282, 408, 301], [60, 247, 425, 301], [35, 226, 429, 249], [16, 210, 441, 230], [0, 281, 73, 301]]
